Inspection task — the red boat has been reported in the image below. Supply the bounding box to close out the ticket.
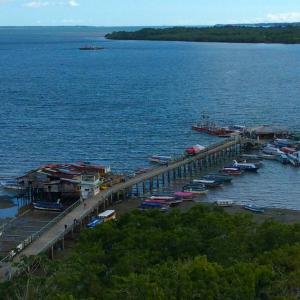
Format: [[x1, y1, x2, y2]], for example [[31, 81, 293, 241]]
[[220, 167, 243, 175], [192, 113, 234, 136], [192, 124, 234, 136], [186, 144, 205, 155]]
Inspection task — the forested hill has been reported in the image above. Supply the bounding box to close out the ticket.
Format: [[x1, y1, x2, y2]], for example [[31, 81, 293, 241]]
[[105, 26, 300, 44]]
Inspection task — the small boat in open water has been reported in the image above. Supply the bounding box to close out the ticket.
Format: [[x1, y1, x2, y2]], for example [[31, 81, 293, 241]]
[[79, 46, 104, 51]]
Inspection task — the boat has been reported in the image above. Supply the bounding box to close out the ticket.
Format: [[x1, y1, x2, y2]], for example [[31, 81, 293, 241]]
[[79, 46, 104, 51], [192, 179, 222, 188], [185, 144, 206, 156], [148, 155, 172, 165], [174, 191, 194, 200], [140, 202, 170, 212], [215, 199, 234, 207], [258, 153, 277, 160], [244, 204, 265, 213], [182, 184, 209, 194], [273, 138, 294, 148], [33, 200, 63, 212], [280, 147, 297, 154], [220, 167, 243, 175], [203, 174, 233, 183], [0, 179, 25, 191], [286, 153, 300, 167], [144, 199, 182, 207], [192, 114, 235, 136], [150, 195, 175, 201], [275, 153, 289, 164], [231, 160, 259, 172], [262, 145, 283, 156], [87, 210, 116, 228]]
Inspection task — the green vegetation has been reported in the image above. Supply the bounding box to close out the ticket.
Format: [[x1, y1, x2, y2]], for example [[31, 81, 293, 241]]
[[105, 26, 300, 44], [2, 205, 300, 299]]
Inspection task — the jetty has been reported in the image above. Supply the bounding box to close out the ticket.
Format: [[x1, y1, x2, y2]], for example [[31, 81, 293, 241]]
[[0, 136, 252, 280]]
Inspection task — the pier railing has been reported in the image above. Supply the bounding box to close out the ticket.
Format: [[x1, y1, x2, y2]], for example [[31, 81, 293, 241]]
[[0, 199, 81, 264], [1, 136, 244, 266]]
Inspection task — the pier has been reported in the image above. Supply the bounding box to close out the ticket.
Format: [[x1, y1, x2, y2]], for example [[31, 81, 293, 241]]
[[0, 136, 249, 279]]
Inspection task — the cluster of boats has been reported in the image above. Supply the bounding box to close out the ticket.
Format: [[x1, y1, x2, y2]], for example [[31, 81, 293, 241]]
[[140, 157, 266, 213], [192, 114, 245, 138], [262, 138, 300, 167]]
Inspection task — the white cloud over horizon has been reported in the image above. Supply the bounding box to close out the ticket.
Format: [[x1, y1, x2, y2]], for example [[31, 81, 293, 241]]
[[266, 12, 300, 23], [23, 0, 79, 8], [24, 1, 49, 8]]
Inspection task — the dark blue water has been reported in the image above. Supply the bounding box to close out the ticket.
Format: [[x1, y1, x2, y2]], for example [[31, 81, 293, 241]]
[[1, 27, 300, 217]]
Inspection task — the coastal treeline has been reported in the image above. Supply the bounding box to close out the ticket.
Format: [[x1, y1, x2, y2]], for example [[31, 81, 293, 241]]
[[2, 205, 300, 299], [105, 26, 300, 44]]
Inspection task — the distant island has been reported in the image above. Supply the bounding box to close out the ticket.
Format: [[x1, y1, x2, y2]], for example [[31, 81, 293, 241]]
[[105, 26, 300, 44]]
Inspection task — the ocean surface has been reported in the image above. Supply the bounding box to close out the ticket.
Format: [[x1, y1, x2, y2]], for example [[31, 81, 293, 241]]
[[0, 26, 300, 218]]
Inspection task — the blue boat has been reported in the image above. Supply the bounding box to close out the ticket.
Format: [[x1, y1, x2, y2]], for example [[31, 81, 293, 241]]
[[87, 217, 104, 228], [244, 204, 265, 213], [230, 160, 259, 172], [33, 200, 63, 211]]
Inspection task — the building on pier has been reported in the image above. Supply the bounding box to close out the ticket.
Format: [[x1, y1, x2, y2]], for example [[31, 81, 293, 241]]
[[17, 162, 111, 203]]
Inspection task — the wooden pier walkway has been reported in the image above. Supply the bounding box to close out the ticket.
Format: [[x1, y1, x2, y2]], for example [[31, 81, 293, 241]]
[[0, 136, 248, 280]]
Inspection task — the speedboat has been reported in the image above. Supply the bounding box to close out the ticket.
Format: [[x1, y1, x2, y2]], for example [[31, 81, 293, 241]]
[[232, 160, 259, 172], [244, 204, 265, 213]]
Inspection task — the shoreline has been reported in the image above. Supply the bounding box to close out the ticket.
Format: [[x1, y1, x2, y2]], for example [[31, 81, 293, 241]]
[[109, 198, 300, 225]]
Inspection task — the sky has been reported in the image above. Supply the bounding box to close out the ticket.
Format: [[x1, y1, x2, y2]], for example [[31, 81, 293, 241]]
[[0, 0, 300, 26]]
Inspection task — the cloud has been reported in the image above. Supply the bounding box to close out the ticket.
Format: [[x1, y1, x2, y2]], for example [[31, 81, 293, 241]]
[[266, 12, 300, 23], [23, 0, 79, 8], [0, 0, 12, 4], [68, 0, 78, 7], [24, 1, 49, 8]]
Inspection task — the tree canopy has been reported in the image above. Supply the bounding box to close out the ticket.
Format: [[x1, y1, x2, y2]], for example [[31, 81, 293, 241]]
[[105, 26, 300, 44], [1, 205, 300, 299]]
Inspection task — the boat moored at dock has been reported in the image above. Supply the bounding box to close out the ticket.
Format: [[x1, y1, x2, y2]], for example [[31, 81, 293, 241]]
[[148, 155, 172, 165], [192, 178, 223, 188], [220, 167, 243, 175], [231, 160, 260, 172]]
